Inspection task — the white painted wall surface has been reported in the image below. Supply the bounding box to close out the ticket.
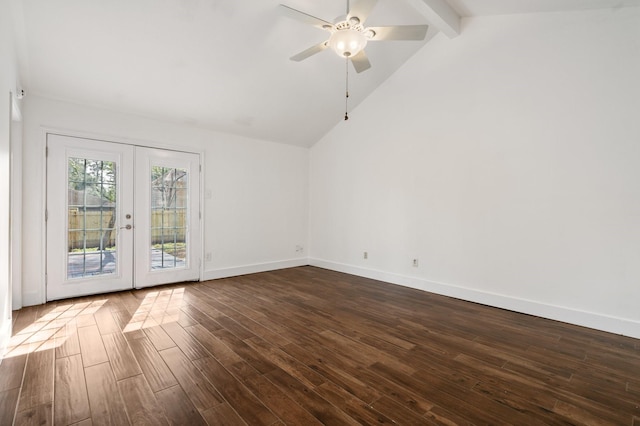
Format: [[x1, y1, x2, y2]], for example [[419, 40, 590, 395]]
[[21, 96, 309, 306], [309, 8, 640, 337], [0, 0, 20, 354]]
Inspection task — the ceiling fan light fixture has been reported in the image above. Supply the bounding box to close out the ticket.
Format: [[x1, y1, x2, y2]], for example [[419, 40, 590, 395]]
[[329, 28, 367, 58]]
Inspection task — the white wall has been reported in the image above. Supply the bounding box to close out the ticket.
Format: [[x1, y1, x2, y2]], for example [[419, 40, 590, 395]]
[[20, 96, 309, 306], [310, 8, 640, 338], [1, 0, 21, 354]]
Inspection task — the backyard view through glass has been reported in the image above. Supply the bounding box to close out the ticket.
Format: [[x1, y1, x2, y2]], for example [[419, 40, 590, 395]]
[[151, 165, 188, 270], [67, 157, 117, 278]]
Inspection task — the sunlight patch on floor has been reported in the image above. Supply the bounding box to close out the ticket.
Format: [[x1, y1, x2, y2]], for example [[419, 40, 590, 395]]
[[3, 299, 107, 358], [122, 288, 185, 333]]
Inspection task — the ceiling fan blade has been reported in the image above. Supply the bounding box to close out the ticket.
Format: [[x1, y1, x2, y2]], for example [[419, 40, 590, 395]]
[[290, 41, 329, 62], [279, 4, 334, 31], [347, 0, 378, 25], [366, 25, 429, 41], [350, 50, 371, 73]]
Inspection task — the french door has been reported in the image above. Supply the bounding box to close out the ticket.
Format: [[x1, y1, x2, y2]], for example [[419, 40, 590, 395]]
[[46, 134, 201, 300]]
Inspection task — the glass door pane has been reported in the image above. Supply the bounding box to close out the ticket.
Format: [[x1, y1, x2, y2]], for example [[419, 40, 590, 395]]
[[150, 166, 188, 270], [67, 157, 118, 278]]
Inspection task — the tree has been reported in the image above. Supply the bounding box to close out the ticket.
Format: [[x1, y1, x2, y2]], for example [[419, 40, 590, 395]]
[[68, 158, 116, 251], [152, 166, 186, 209]]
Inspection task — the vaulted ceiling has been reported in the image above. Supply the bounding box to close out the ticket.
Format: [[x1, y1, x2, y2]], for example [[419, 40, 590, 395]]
[[12, 0, 640, 147]]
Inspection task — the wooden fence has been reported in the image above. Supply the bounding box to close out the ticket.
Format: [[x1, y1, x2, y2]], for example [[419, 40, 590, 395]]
[[68, 209, 186, 249]]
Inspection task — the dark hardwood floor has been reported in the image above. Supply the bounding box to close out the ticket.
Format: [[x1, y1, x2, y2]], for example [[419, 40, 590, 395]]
[[1, 266, 639, 425]]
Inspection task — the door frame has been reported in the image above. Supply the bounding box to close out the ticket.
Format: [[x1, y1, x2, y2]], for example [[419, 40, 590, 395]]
[[10, 93, 22, 311], [44, 130, 205, 301]]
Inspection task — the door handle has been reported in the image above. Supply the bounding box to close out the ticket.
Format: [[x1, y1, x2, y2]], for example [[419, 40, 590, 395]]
[[120, 224, 133, 230]]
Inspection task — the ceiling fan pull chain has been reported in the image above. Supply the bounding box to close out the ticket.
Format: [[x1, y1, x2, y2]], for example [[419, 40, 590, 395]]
[[345, 58, 350, 120]]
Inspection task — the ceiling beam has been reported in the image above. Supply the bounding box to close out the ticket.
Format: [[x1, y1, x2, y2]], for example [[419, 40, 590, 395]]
[[407, 0, 461, 38]]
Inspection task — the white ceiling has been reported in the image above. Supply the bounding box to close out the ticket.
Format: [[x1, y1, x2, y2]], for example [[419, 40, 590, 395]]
[[447, 0, 640, 16], [14, 0, 640, 147]]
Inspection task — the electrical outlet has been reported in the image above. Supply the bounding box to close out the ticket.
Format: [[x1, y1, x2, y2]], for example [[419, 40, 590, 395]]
[[206, 252, 212, 262], [295, 245, 304, 253], [412, 258, 419, 267], [364, 251, 368, 259]]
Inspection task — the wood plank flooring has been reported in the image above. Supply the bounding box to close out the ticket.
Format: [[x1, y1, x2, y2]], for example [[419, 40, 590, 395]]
[[1, 266, 639, 425]]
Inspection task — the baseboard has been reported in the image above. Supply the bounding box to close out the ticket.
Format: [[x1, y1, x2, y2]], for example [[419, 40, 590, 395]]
[[203, 258, 309, 281], [309, 258, 640, 339], [0, 317, 11, 362]]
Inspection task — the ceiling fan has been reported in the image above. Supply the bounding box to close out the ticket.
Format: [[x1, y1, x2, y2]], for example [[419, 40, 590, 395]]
[[280, 0, 429, 73]]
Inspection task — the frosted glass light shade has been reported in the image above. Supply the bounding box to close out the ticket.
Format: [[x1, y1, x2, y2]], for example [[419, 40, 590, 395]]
[[328, 28, 367, 58]]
